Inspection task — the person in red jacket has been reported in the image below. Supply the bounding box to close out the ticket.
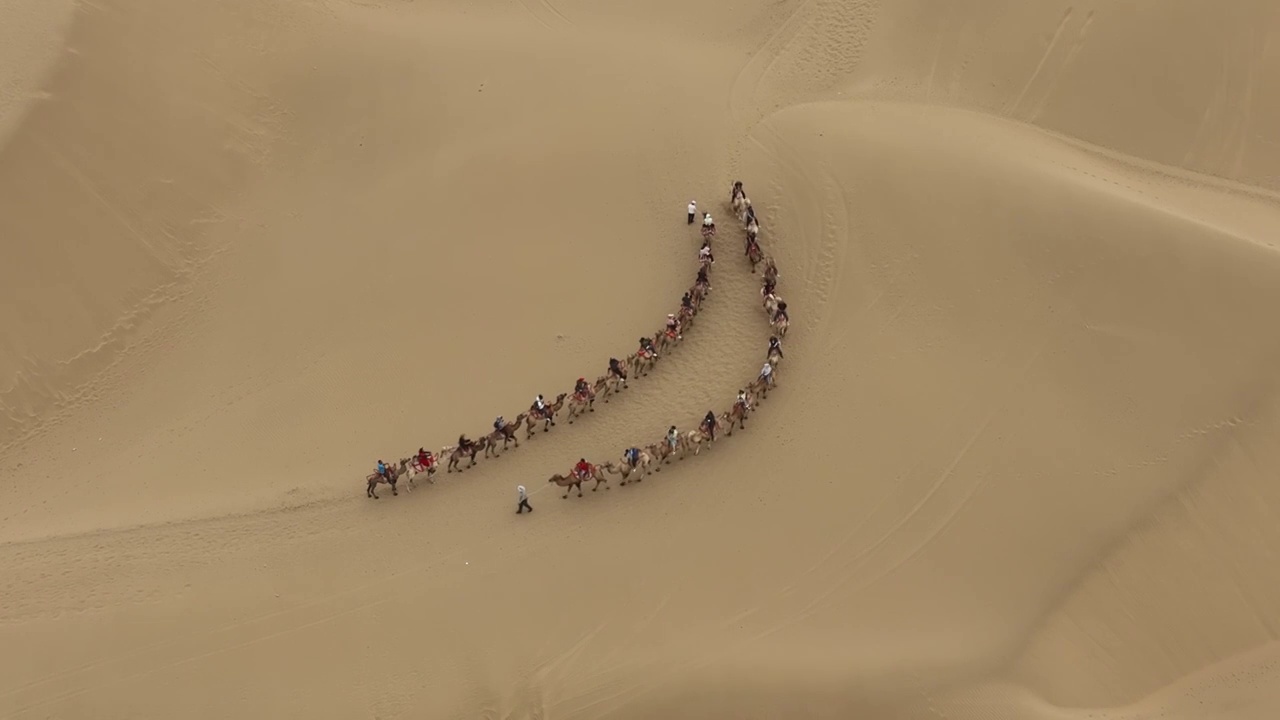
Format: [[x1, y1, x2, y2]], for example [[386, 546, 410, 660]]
[[574, 458, 592, 480]]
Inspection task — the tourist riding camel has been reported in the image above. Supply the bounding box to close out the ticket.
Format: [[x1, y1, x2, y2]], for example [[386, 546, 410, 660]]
[[768, 336, 783, 360], [702, 411, 718, 441], [638, 336, 657, 358], [608, 357, 626, 381], [667, 425, 680, 451], [696, 265, 710, 290], [731, 181, 745, 203], [699, 243, 714, 266], [575, 377, 591, 398], [416, 447, 434, 469], [736, 389, 751, 412], [574, 457, 593, 480], [760, 361, 775, 387], [376, 459, 390, 483], [532, 394, 547, 417], [773, 300, 788, 324], [665, 313, 681, 339], [625, 446, 641, 468], [681, 292, 693, 312]]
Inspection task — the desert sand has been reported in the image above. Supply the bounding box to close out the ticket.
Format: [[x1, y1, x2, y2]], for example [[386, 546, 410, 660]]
[[3, 0, 1280, 717]]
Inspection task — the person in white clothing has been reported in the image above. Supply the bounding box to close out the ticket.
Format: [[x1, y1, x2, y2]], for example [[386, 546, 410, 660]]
[[687, 200, 697, 224], [760, 361, 774, 386], [517, 484, 532, 514]]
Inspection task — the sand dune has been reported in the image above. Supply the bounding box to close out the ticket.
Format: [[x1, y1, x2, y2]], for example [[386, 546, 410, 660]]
[[3, 0, 1280, 718]]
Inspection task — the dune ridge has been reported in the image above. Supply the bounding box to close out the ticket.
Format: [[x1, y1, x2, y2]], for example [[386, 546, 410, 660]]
[[3, 0, 1280, 718]]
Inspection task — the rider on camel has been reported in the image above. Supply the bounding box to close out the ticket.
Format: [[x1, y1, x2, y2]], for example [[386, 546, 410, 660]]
[[681, 292, 693, 312], [702, 212, 715, 232], [532, 394, 547, 417], [699, 241, 714, 265], [760, 360, 775, 386], [494, 416, 506, 431], [667, 425, 680, 450], [458, 434, 475, 453], [574, 458, 593, 480], [665, 313, 681, 338], [575, 377, 591, 398], [625, 447, 640, 467], [732, 181, 745, 203], [702, 411, 717, 441], [737, 389, 751, 412], [696, 265, 710, 288], [773, 300, 789, 324], [417, 447, 432, 467], [376, 459, 390, 482], [638, 337, 657, 358], [768, 336, 784, 359], [608, 357, 625, 380], [762, 277, 776, 298], [746, 204, 757, 225]]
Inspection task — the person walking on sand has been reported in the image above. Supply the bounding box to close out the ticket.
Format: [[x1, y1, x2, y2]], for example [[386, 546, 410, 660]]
[[517, 484, 532, 514], [687, 199, 697, 224]]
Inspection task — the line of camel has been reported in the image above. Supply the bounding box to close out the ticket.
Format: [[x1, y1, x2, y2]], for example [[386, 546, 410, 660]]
[[366, 181, 791, 499]]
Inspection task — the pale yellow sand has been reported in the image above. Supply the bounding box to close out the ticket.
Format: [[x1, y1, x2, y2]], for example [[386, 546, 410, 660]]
[[3, 0, 1280, 718]]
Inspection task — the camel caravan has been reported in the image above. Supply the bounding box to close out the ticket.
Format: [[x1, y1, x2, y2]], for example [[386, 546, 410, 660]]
[[362, 191, 729, 499], [548, 180, 790, 499]]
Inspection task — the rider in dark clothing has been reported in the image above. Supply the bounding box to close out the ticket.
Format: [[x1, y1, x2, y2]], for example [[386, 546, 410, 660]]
[[703, 410, 717, 440], [768, 336, 784, 359], [696, 266, 710, 287], [773, 300, 789, 323], [639, 337, 656, 356], [608, 357, 624, 379], [681, 292, 693, 311], [575, 377, 590, 396], [626, 447, 640, 467]]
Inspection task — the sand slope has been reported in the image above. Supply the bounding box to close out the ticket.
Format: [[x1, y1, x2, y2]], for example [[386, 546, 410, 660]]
[[3, 0, 1280, 718]]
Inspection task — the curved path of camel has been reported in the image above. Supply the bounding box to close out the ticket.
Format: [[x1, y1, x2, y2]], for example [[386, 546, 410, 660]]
[[364, 180, 789, 500]]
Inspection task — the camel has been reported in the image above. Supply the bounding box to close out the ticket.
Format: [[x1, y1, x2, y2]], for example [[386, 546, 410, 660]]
[[645, 441, 674, 467], [680, 428, 713, 457], [447, 439, 484, 472], [403, 455, 438, 490], [566, 391, 592, 423], [631, 348, 657, 377], [366, 459, 408, 499], [724, 397, 753, 434], [690, 281, 707, 309], [590, 375, 616, 404], [547, 463, 609, 498], [484, 412, 526, 457], [748, 372, 774, 401], [764, 292, 783, 318], [677, 304, 697, 329], [773, 314, 790, 338], [602, 448, 653, 486], [762, 255, 779, 285], [746, 237, 764, 273], [525, 392, 568, 438]]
